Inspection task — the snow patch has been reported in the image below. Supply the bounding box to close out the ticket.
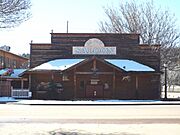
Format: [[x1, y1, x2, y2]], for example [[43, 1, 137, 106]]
[[0, 97, 16, 102], [16, 99, 163, 105]]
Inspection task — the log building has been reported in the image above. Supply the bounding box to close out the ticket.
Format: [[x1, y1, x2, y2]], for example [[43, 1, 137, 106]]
[[28, 33, 161, 100]]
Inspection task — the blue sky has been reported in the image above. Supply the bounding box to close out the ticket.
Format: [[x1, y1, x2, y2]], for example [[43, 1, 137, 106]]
[[0, 0, 180, 54]]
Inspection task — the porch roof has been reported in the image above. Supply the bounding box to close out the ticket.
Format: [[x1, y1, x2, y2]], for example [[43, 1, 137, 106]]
[[105, 59, 155, 72], [30, 59, 84, 71], [0, 69, 27, 78], [30, 58, 155, 72]]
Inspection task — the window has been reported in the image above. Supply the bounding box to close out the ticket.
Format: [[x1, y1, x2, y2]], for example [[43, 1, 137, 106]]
[[13, 60, 17, 68], [0, 56, 3, 68], [5, 58, 10, 68]]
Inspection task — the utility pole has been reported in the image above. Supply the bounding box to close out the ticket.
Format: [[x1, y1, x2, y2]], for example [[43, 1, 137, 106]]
[[67, 21, 69, 33]]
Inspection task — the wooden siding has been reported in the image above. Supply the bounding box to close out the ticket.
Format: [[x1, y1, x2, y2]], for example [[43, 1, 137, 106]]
[[30, 33, 160, 71], [0, 81, 11, 96], [0, 49, 29, 69], [30, 57, 160, 100]]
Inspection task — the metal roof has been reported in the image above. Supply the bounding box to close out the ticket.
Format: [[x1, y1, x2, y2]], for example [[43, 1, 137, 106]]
[[31, 59, 85, 71], [105, 59, 155, 72], [30, 58, 154, 72], [0, 69, 27, 78]]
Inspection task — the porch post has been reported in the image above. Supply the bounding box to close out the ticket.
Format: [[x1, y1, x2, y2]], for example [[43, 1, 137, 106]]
[[112, 68, 116, 98], [135, 75, 139, 99], [74, 68, 77, 99], [21, 79, 24, 90], [51, 72, 54, 81], [29, 74, 31, 91]]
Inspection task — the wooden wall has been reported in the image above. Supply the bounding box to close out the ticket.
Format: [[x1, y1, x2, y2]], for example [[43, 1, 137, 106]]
[[0, 81, 11, 96], [30, 57, 160, 100], [30, 33, 160, 71], [0, 49, 29, 69]]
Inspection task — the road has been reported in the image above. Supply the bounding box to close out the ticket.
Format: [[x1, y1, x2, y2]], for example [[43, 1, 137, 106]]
[[0, 104, 180, 134]]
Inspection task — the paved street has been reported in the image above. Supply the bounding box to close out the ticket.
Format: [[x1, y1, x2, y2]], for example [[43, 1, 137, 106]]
[[1, 104, 180, 123], [0, 104, 180, 134]]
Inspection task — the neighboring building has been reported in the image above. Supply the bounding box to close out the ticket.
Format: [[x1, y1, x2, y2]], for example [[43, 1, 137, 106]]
[[0, 48, 29, 69], [28, 33, 161, 100], [0, 49, 30, 98], [0, 69, 31, 98]]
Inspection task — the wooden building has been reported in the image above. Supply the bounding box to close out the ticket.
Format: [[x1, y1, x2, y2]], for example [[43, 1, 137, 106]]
[[0, 49, 29, 98], [0, 69, 30, 98], [29, 33, 161, 100], [0, 48, 29, 69]]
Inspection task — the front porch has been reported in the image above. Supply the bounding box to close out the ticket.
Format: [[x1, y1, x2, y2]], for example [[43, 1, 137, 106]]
[[0, 69, 31, 98]]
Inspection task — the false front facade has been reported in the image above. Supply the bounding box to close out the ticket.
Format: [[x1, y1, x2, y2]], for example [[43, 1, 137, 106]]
[[28, 33, 161, 100]]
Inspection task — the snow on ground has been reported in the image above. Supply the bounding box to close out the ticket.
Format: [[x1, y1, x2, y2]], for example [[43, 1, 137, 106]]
[[1, 97, 180, 105], [14, 99, 163, 105], [7, 99, 180, 105], [0, 97, 158, 104], [0, 97, 162, 104], [0, 97, 16, 102]]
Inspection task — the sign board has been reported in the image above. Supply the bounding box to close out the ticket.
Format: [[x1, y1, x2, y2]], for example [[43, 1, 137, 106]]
[[72, 38, 116, 55], [90, 79, 99, 85]]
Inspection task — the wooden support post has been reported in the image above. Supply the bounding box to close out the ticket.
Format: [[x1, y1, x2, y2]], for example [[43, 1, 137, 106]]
[[21, 79, 24, 90], [113, 68, 116, 98], [74, 68, 77, 99], [51, 72, 54, 81], [135, 76, 138, 90], [135, 75, 139, 99], [29, 74, 31, 91]]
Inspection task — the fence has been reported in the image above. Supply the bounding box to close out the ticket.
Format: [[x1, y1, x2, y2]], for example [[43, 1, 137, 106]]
[[161, 85, 180, 99], [11, 89, 32, 98]]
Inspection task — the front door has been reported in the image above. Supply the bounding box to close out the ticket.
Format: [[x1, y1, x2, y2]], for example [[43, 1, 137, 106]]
[[86, 84, 103, 99]]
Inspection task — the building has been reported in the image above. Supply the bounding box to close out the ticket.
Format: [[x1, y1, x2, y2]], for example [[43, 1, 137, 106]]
[[0, 49, 30, 98], [0, 69, 30, 98], [0, 48, 29, 69], [28, 33, 161, 100]]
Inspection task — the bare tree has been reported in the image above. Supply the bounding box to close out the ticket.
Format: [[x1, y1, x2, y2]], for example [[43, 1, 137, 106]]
[[0, 0, 31, 28], [99, 0, 180, 69]]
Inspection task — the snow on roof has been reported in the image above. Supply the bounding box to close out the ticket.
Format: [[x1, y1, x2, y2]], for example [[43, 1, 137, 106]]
[[31, 58, 154, 72], [31, 59, 84, 71], [105, 59, 155, 72], [0, 69, 27, 78]]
